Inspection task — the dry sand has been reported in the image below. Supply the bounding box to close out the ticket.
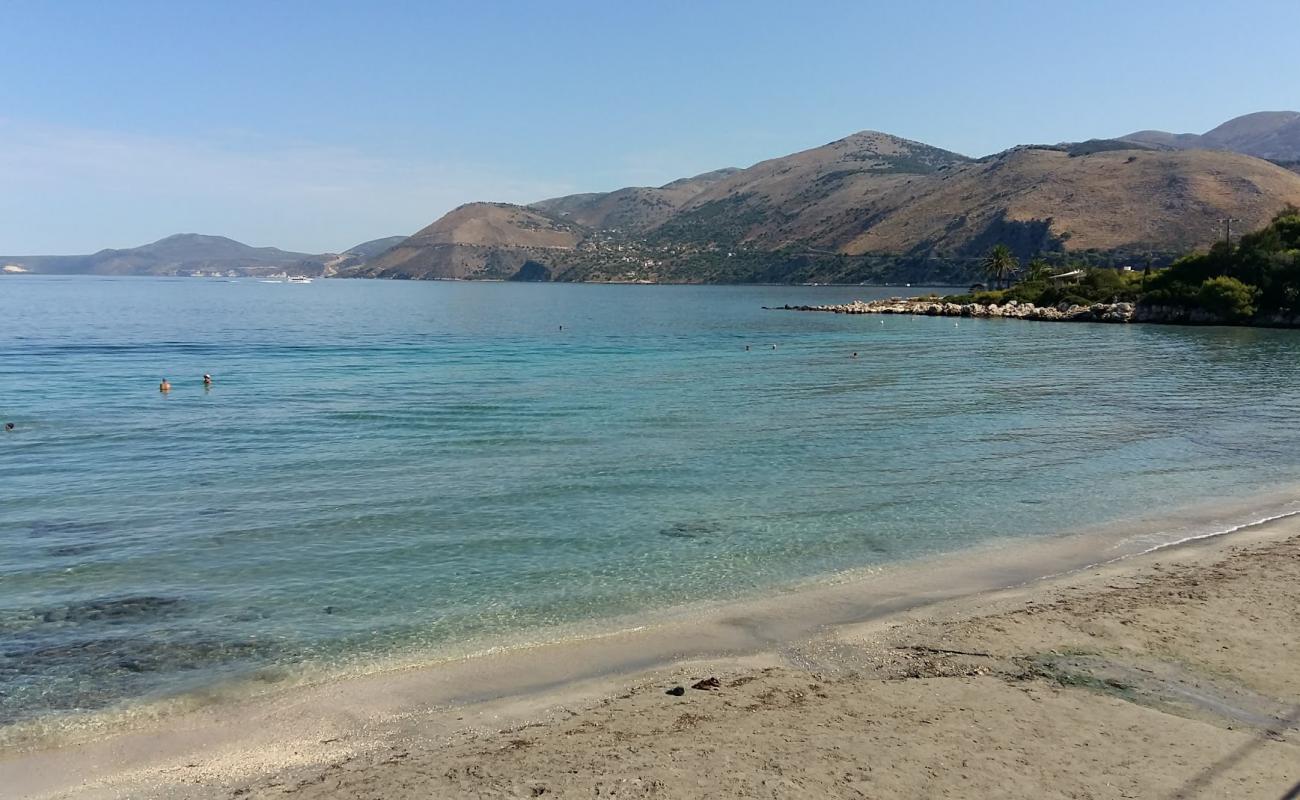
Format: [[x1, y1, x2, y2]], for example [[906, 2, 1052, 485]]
[[5, 516, 1299, 799]]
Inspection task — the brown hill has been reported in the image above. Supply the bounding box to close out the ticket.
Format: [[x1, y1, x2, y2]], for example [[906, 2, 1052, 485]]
[[297, 236, 409, 276], [353, 203, 585, 280], [531, 168, 738, 232], [1123, 111, 1300, 161], [651, 131, 971, 248], [353, 118, 1300, 284], [833, 147, 1300, 257]]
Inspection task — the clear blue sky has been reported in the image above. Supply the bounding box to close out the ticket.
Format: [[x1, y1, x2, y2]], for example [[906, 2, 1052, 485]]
[[3, 0, 1298, 254]]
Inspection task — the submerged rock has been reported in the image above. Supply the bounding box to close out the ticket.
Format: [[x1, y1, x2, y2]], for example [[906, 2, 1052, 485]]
[[28, 520, 112, 538], [0, 634, 273, 724], [660, 521, 724, 540], [36, 595, 184, 625], [43, 543, 100, 557]]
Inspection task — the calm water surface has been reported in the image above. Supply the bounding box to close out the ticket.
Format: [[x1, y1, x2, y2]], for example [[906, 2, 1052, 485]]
[[3, 276, 1300, 728]]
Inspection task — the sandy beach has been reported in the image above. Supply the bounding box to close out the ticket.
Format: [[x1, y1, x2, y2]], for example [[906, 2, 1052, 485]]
[[10, 6, 1300, 800], [4, 512, 1299, 799]]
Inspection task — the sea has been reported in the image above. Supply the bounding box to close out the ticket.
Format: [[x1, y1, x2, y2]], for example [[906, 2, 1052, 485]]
[[3, 275, 1300, 734]]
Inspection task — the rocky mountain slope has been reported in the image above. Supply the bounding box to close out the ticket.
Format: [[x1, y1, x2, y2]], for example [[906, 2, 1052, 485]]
[[301, 236, 408, 276], [1123, 111, 1300, 162], [649, 131, 972, 249], [340, 235, 409, 259], [351, 203, 585, 280], [531, 169, 739, 233], [830, 146, 1300, 258], [353, 117, 1300, 284]]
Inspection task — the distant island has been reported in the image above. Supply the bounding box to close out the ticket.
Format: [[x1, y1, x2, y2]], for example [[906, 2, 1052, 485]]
[[7, 111, 1300, 287], [0, 234, 406, 279]]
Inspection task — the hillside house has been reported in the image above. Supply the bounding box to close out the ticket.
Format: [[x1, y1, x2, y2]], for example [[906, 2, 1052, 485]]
[[1047, 269, 1085, 286]]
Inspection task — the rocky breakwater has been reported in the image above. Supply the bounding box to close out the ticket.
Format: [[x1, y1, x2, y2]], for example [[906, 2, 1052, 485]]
[[774, 298, 1138, 323]]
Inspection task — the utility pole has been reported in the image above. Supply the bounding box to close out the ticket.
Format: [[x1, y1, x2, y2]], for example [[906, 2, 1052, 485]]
[[1217, 218, 1242, 252]]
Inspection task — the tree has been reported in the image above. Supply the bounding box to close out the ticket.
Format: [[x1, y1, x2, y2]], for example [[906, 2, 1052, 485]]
[[1080, 267, 1132, 302], [1025, 257, 1051, 283], [1197, 276, 1258, 321], [982, 245, 1019, 289]]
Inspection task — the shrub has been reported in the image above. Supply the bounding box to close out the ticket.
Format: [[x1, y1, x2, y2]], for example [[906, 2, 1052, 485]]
[[1078, 268, 1141, 302], [1197, 276, 1258, 321], [1032, 285, 1072, 306], [1141, 281, 1197, 308], [1001, 281, 1048, 303]]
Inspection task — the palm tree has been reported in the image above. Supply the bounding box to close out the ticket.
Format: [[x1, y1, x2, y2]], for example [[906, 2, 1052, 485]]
[[983, 245, 1019, 289], [1026, 257, 1051, 283]]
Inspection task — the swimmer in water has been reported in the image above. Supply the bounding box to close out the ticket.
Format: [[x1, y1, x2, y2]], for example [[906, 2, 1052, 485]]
[[159, 378, 171, 392], [851, 352, 858, 358], [203, 374, 212, 387], [4, 422, 14, 432]]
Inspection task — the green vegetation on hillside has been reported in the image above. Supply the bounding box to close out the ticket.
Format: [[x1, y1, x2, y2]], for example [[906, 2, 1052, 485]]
[[1143, 206, 1300, 318], [943, 208, 1300, 323], [647, 195, 776, 247]]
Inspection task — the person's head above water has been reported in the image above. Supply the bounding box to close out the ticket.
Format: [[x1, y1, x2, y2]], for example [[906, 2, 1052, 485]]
[[203, 374, 212, 383], [4, 422, 14, 431]]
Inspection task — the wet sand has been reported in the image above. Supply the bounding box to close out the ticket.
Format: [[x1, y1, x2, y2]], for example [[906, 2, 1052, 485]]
[[4, 512, 1299, 799]]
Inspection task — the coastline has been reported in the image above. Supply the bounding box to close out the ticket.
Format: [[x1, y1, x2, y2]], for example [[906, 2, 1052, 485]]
[[776, 297, 1141, 323], [776, 296, 1300, 327], [3, 492, 1299, 799]]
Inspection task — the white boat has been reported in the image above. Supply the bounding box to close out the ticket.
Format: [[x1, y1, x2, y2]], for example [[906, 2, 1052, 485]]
[[287, 276, 313, 284]]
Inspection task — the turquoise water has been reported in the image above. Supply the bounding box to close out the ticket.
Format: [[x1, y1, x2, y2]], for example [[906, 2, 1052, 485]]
[[3, 276, 1300, 728]]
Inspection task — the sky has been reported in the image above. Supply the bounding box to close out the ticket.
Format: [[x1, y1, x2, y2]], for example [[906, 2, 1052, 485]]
[[3, 0, 1298, 255]]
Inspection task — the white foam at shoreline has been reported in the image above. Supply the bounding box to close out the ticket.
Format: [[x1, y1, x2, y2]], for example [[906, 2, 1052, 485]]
[[1138, 506, 1300, 554]]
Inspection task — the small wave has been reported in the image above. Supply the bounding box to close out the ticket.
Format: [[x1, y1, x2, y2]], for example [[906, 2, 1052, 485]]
[[1139, 506, 1300, 554]]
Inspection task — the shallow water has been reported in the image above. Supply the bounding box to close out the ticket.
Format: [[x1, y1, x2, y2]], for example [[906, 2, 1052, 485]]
[[3, 276, 1300, 728]]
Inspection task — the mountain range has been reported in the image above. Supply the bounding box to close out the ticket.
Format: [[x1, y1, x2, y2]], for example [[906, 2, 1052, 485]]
[[1, 234, 405, 278], [8, 111, 1300, 285], [350, 111, 1300, 284], [1121, 111, 1300, 163]]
